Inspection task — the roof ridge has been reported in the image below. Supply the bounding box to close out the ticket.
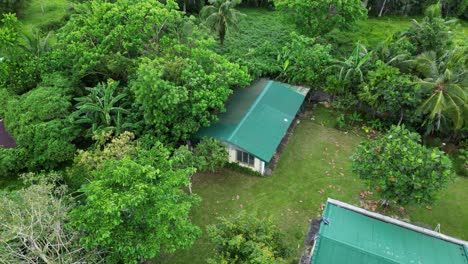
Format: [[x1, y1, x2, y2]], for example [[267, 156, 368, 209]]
[[227, 80, 273, 142]]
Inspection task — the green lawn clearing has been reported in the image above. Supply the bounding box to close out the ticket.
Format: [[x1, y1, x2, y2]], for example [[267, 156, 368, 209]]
[[155, 106, 468, 263], [327, 15, 468, 54], [21, 0, 71, 34]]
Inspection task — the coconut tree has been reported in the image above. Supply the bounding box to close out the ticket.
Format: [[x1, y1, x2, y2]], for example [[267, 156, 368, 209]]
[[200, 0, 244, 48], [414, 48, 467, 133]]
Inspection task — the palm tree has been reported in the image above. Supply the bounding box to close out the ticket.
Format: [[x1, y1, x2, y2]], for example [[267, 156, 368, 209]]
[[414, 48, 467, 133], [72, 79, 131, 137], [200, 0, 244, 48], [20, 30, 52, 57]]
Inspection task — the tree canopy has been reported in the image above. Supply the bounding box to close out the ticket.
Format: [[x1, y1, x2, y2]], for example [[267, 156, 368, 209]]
[[352, 126, 455, 205], [70, 143, 201, 263], [275, 0, 367, 36]]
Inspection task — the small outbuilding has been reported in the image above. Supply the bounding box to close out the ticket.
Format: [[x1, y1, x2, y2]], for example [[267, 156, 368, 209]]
[[0, 120, 16, 149], [195, 79, 309, 175], [300, 198, 468, 264]]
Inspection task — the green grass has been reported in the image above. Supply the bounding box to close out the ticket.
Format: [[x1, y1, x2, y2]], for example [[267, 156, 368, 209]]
[[20, 0, 71, 34], [155, 106, 468, 263], [222, 8, 296, 78], [408, 176, 468, 239], [326, 16, 468, 54], [154, 107, 365, 263]]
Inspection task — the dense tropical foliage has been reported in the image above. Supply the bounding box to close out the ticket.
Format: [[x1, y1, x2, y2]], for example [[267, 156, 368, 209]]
[[0, 0, 465, 262]]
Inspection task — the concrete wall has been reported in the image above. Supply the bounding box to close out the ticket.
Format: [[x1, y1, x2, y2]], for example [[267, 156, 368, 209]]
[[226, 143, 265, 175]]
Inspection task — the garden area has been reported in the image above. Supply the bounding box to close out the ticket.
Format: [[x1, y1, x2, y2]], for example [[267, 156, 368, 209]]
[[1, 0, 467, 263], [156, 106, 468, 263]]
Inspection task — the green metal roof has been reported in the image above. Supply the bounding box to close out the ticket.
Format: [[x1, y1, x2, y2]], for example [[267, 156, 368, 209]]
[[311, 199, 468, 264], [195, 79, 309, 162]]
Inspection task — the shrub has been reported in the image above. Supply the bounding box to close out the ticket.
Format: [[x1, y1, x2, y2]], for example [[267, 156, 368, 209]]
[[352, 126, 455, 206], [207, 213, 291, 263]]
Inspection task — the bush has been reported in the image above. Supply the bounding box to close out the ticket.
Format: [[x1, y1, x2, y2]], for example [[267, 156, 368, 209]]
[[207, 213, 291, 263], [4, 86, 78, 171], [403, 4, 455, 55], [277, 32, 333, 86], [0, 0, 31, 17], [352, 126, 455, 206]]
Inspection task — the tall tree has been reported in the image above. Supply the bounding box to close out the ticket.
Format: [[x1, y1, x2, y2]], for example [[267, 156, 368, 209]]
[[130, 42, 250, 143], [413, 48, 467, 133], [200, 0, 244, 48], [54, 0, 182, 85], [70, 144, 201, 263]]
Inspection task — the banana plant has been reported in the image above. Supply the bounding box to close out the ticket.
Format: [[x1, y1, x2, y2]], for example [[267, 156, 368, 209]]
[[72, 79, 131, 137]]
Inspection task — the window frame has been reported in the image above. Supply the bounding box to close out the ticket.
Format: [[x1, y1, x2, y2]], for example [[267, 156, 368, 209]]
[[236, 149, 255, 167]]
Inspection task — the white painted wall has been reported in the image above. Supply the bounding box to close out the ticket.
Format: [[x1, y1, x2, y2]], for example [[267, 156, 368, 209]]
[[226, 143, 265, 175]]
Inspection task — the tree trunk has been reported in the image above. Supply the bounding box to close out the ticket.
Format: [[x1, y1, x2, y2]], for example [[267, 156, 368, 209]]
[[219, 24, 226, 50], [188, 174, 193, 195], [397, 109, 404, 126], [379, 0, 387, 17]]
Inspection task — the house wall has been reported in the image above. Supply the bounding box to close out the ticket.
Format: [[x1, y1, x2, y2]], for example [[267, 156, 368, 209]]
[[226, 144, 265, 175]]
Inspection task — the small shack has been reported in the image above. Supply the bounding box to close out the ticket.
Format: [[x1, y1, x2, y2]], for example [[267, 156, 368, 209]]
[[0, 120, 16, 149], [300, 198, 468, 264], [195, 79, 309, 175]]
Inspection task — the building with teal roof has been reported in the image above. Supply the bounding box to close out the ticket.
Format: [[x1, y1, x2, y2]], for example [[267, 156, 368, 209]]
[[195, 79, 309, 175], [301, 198, 468, 264]]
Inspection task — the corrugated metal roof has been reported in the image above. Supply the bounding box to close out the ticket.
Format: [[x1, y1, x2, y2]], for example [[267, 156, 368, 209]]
[[311, 200, 468, 264], [195, 79, 308, 162]]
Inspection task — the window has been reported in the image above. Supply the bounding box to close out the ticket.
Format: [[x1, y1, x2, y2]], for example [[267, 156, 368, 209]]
[[236, 150, 255, 166]]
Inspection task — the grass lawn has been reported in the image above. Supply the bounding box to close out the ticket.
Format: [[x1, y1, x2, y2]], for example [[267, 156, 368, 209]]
[[155, 106, 468, 263], [20, 0, 71, 34], [327, 15, 468, 54]]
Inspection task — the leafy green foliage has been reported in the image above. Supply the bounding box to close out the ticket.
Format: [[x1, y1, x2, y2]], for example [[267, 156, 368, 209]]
[[440, 0, 468, 18], [327, 42, 373, 105], [403, 5, 456, 55], [352, 126, 455, 205], [275, 0, 367, 36], [72, 79, 131, 138], [277, 32, 332, 86], [0, 13, 41, 95], [359, 60, 422, 125], [55, 0, 182, 84], [207, 213, 291, 263], [70, 144, 201, 263], [193, 138, 228, 172], [0, 87, 13, 117], [200, 0, 244, 47], [223, 9, 296, 79], [0, 0, 31, 16], [131, 43, 250, 142], [65, 131, 138, 190], [4, 86, 77, 171]]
